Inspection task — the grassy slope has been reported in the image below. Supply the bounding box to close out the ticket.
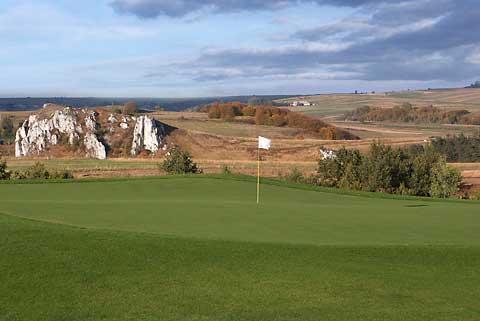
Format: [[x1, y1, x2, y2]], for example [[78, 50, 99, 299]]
[[1, 177, 480, 320]]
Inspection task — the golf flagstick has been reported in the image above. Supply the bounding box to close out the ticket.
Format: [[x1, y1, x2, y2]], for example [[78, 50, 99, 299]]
[[257, 146, 260, 204], [257, 136, 271, 204]]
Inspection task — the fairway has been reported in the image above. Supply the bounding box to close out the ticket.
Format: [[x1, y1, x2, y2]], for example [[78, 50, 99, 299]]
[[1, 176, 480, 320]]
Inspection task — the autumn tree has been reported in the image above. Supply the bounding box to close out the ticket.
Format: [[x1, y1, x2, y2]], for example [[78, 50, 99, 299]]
[[123, 101, 138, 115], [242, 106, 256, 116]]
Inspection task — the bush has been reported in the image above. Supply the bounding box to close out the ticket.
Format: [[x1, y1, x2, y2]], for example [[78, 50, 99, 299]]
[[284, 168, 305, 184], [0, 116, 15, 144], [11, 162, 73, 180], [315, 143, 462, 198], [222, 165, 232, 175], [112, 107, 123, 114], [430, 163, 462, 198], [11, 170, 27, 180], [51, 169, 75, 180], [24, 162, 50, 179], [0, 159, 10, 180], [208, 105, 221, 119], [161, 147, 200, 175], [242, 106, 256, 116]]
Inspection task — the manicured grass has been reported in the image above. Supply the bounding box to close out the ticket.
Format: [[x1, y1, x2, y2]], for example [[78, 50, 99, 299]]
[[1, 176, 479, 320], [0, 176, 478, 246]]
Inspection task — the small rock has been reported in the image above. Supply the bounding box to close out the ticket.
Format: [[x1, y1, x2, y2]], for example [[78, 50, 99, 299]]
[[108, 114, 117, 123]]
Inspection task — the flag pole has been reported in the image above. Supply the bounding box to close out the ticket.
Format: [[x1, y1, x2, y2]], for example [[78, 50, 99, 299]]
[[257, 146, 260, 204]]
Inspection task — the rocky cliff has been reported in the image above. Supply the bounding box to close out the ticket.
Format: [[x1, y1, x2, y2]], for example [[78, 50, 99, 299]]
[[15, 106, 166, 159]]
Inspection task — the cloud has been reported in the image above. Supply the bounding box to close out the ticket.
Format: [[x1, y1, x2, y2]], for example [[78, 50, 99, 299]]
[[110, 0, 382, 19], [0, 2, 160, 45], [166, 0, 480, 84]]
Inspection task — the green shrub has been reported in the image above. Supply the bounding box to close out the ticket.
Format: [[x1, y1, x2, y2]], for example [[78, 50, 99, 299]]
[[0, 117, 15, 145], [222, 165, 232, 175], [430, 163, 462, 198], [11, 162, 73, 180], [284, 168, 305, 184], [0, 159, 10, 180], [113, 107, 123, 114], [24, 162, 50, 179], [50, 169, 75, 180], [315, 143, 462, 198], [161, 147, 200, 175], [11, 170, 27, 180]]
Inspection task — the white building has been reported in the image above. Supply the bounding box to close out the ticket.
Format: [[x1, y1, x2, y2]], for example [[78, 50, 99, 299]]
[[290, 100, 312, 107]]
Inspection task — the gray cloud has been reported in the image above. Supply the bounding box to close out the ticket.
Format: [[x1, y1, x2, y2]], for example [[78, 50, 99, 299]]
[[108, 0, 480, 87], [110, 0, 383, 18], [175, 0, 480, 83]]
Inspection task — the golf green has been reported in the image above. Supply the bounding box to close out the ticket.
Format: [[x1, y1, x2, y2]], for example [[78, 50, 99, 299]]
[[1, 176, 479, 320]]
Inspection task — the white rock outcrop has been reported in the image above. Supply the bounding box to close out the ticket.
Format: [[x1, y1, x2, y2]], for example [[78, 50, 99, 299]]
[[85, 112, 98, 132], [15, 109, 80, 157], [15, 107, 105, 159], [16, 107, 166, 159], [131, 116, 163, 155], [84, 133, 106, 160], [320, 148, 336, 160]]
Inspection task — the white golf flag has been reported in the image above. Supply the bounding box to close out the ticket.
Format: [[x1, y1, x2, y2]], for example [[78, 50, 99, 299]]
[[258, 136, 271, 150]]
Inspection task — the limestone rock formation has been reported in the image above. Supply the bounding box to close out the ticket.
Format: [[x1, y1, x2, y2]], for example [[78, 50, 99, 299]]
[[15, 108, 80, 157], [84, 133, 106, 160], [320, 148, 336, 160], [15, 106, 166, 159], [131, 115, 164, 156]]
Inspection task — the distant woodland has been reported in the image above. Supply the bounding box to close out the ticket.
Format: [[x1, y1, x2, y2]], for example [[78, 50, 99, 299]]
[[343, 103, 480, 125]]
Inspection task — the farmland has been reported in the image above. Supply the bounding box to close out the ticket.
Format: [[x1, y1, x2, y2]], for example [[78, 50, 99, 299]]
[[277, 88, 480, 117], [1, 176, 480, 321]]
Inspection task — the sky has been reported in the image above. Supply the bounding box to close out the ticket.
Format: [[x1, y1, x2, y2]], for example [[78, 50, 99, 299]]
[[0, 0, 479, 97]]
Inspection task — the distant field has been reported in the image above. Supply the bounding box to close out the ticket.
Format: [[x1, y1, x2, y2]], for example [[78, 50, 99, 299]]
[[277, 88, 480, 117], [1, 176, 479, 321], [153, 112, 303, 139], [334, 121, 480, 139]]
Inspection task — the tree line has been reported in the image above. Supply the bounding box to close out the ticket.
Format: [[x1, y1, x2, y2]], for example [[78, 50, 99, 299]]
[[430, 134, 480, 162], [466, 81, 480, 88], [311, 143, 462, 198], [203, 102, 358, 140], [344, 103, 480, 125]]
